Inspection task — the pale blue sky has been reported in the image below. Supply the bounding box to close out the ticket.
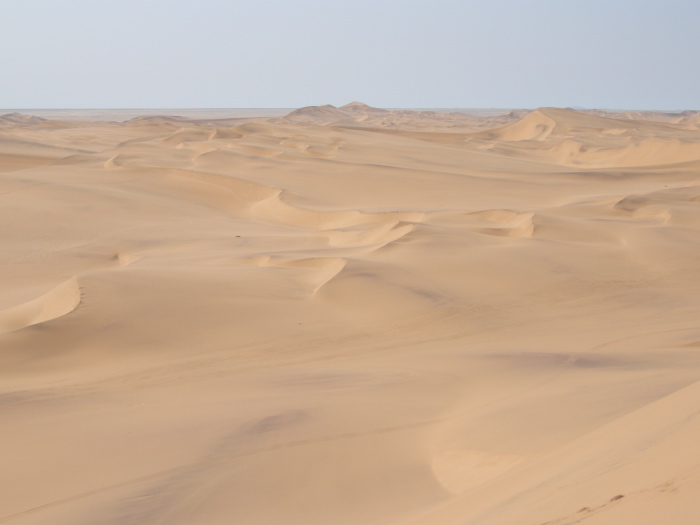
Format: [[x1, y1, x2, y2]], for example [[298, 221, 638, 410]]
[[1, 0, 698, 109]]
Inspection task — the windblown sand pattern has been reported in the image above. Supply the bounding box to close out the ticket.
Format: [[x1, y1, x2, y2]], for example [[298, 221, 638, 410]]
[[2, 103, 700, 524]]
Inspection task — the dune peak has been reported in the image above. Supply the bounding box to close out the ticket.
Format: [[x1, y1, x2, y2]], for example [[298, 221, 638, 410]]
[[340, 101, 388, 113]]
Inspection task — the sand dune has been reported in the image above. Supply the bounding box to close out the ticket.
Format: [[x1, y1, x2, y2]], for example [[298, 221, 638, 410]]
[[456, 107, 700, 169], [273, 103, 522, 130], [1, 106, 700, 524], [0, 113, 46, 126]]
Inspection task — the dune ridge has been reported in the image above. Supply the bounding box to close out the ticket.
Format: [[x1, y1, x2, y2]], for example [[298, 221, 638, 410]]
[[0, 277, 81, 334], [1, 105, 700, 525]]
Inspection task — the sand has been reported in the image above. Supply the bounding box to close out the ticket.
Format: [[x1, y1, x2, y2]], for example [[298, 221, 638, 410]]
[[1, 103, 700, 524]]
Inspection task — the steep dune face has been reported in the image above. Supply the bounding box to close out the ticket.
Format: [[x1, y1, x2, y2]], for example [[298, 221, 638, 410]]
[[1, 108, 700, 525]]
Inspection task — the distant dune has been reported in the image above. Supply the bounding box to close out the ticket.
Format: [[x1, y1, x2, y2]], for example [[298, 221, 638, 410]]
[[272, 102, 528, 129], [0, 112, 46, 126], [1, 105, 700, 525]]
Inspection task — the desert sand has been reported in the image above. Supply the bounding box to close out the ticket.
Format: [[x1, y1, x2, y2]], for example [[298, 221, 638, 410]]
[[1, 102, 700, 524]]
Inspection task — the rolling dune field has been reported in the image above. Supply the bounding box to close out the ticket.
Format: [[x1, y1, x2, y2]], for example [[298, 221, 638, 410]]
[[2, 103, 700, 524]]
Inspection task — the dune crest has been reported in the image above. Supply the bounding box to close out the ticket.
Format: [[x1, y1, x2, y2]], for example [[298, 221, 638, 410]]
[[0, 277, 81, 334], [475, 109, 558, 141]]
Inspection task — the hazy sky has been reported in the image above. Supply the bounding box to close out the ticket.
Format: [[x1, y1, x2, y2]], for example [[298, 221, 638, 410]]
[[1, 0, 698, 109]]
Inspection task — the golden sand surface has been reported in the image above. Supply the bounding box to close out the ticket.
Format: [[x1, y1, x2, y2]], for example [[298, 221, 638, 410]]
[[2, 103, 700, 524]]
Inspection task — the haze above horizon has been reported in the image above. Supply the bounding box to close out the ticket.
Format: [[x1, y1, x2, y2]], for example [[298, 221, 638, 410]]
[[1, 0, 698, 110]]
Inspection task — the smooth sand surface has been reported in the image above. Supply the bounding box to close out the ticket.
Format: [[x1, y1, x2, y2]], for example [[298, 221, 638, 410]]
[[2, 103, 700, 524]]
